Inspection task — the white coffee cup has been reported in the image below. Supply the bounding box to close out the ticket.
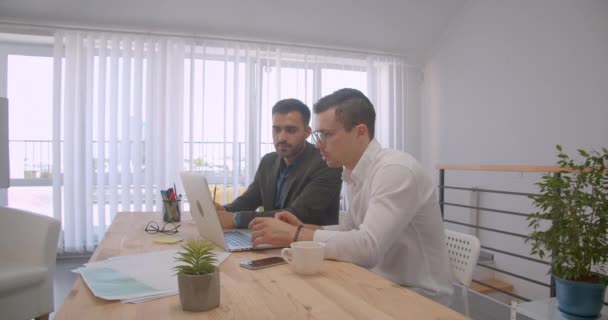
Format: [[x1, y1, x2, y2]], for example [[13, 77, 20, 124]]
[[280, 241, 325, 275]]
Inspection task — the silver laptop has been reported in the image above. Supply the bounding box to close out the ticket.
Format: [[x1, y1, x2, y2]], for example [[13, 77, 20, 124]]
[[179, 171, 276, 252]]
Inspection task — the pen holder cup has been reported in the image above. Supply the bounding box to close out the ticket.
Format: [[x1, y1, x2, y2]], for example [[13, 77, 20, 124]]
[[162, 199, 181, 223]]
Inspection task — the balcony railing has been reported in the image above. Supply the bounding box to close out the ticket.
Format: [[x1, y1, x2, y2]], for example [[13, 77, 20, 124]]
[[8, 139, 275, 186], [437, 164, 608, 307]]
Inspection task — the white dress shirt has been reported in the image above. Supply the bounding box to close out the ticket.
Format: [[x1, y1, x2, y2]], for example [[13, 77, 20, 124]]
[[314, 139, 453, 299]]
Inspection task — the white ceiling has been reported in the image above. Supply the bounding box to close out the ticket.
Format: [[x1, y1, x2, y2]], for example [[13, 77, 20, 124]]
[[0, 0, 468, 63]]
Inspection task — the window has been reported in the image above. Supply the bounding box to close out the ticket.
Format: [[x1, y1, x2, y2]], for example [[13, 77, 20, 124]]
[[181, 46, 368, 205], [4, 51, 55, 216], [2, 32, 407, 252]]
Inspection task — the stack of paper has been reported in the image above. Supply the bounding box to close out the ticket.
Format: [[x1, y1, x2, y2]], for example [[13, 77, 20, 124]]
[[74, 249, 230, 303]]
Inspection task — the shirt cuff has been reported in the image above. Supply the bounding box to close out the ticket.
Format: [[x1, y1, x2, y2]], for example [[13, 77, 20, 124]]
[[233, 211, 257, 228], [313, 228, 336, 243], [233, 211, 241, 228], [321, 224, 341, 231]]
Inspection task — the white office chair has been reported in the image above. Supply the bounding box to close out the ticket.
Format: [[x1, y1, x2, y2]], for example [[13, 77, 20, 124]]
[[445, 229, 481, 317], [0, 206, 61, 320]]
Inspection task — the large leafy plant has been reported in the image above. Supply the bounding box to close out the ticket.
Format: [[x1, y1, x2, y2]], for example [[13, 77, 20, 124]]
[[527, 145, 608, 284], [174, 239, 218, 275]]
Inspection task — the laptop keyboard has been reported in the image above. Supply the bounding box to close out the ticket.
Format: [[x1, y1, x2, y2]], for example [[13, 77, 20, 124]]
[[224, 231, 253, 247]]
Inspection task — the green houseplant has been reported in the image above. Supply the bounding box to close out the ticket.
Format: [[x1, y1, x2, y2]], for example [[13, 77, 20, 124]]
[[527, 145, 608, 319], [174, 239, 220, 312]]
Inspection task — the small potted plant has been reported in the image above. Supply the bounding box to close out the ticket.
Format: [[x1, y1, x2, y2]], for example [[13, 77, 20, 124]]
[[174, 238, 220, 312], [527, 145, 608, 319]]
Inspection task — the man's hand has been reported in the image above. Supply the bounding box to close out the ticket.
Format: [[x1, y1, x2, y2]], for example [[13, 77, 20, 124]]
[[249, 217, 296, 247], [275, 210, 302, 226], [214, 202, 225, 212], [216, 210, 236, 229]]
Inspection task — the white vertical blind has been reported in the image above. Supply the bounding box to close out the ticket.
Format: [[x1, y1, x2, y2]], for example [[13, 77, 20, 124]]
[[54, 32, 184, 252], [366, 56, 408, 150], [132, 39, 144, 212], [84, 35, 94, 250], [96, 35, 107, 236], [143, 38, 155, 212], [221, 46, 229, 204], [53, 30, 413, 253], [120, 37, 132, 212], [51, 35, 63, 248], [231, 44, 240, 200]]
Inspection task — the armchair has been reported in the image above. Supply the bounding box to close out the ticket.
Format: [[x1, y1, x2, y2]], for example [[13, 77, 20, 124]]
[[0, 206, 61, 320]]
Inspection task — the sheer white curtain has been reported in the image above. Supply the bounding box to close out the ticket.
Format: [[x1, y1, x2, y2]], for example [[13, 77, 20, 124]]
[[181, 43, 416, 213], [52, 30, 414, 253], [53, 31, 185, 253], [182, 44, 323, 204], [367, 56, 412, 151]]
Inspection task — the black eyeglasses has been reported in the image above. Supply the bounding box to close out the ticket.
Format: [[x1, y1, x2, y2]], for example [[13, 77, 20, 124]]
[[145, 221, 180, 235], [311, 127, 344, 144]]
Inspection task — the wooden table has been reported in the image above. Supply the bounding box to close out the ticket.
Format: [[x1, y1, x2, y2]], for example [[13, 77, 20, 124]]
[[54, 212, 468, 319]]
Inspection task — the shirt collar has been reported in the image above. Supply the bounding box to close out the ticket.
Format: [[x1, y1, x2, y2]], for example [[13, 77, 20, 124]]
[[342, 139, 381, 186]]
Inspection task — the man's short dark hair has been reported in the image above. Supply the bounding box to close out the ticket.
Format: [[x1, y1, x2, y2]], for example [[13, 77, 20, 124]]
[[272, 98, 311, 126], [313, 88, 375, 139]]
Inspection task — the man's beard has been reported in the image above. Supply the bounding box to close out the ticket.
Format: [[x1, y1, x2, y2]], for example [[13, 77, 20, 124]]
[[275, 141, 301, 158]]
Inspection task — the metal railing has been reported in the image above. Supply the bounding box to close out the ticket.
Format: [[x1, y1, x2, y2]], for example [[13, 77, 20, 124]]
[[8, 139, 275, 186], [438, 164, 607, 305]]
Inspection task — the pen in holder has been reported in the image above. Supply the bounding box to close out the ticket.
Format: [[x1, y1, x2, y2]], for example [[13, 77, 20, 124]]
[[161, 187, 181, 223], [163, 199, 181, 223]]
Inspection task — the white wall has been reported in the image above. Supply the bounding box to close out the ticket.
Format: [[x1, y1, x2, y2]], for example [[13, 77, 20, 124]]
[[423, 0, 608, 166], [421, 0, 608, 301]]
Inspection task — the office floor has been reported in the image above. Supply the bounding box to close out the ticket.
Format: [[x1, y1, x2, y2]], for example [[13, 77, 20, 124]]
[[52, 256, 90, 319]]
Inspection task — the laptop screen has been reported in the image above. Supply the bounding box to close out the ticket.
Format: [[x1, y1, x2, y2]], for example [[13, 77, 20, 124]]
[[179, 172, 229, 250]]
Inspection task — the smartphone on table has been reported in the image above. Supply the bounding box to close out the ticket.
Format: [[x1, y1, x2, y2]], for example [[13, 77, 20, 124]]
[[240, 256, 287, 270]]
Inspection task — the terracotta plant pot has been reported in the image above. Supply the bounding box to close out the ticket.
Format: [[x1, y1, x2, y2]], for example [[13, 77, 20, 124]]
[[177, 270, 220, 312]]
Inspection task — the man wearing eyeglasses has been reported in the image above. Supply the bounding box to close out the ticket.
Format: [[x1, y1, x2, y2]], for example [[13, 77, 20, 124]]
[[249, 88, 453, 302], [214, 98, 343, 230]]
